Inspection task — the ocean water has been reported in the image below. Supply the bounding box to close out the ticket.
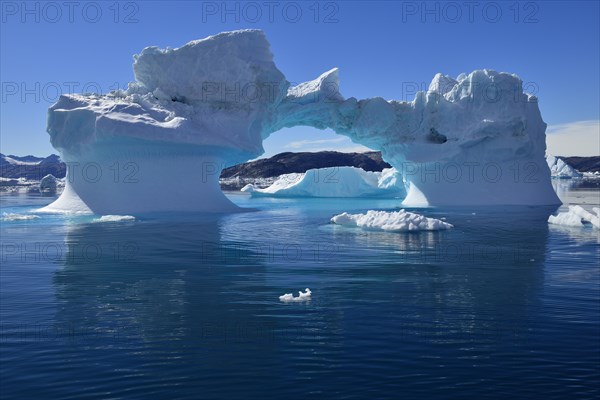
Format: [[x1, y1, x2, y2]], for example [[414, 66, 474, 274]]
[[1, 190, 599, 399]]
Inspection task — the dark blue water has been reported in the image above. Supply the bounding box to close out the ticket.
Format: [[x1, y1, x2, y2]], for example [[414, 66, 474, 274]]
[[1, 192, 599, 399]]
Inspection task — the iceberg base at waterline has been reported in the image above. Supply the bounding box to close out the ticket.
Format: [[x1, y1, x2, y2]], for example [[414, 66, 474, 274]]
[[399, 157, 561, 207], [39, 140, 241, 215]]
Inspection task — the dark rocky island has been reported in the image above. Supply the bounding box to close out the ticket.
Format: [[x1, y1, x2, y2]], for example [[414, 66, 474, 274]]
[[220, 151, 391, 178]]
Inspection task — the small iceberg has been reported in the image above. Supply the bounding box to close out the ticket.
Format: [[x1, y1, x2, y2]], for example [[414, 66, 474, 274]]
[[1, 212, 40, 221], [279, 288, 312, 302], [548, 205, 599, 229], [39, 174, 58, 193], [546, 155, 583, 179], [331, 209, 453, 232], [242, 167, 405, 198], [92, 215, 136, 223]]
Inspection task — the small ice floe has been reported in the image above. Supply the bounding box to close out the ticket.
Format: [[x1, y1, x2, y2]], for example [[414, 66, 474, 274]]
[[331, 209, 453, 232], [1, 212, 40, 221], [92, 215, 136, 223], [548, 205, 599, 229], [279, 288, 312, 302]]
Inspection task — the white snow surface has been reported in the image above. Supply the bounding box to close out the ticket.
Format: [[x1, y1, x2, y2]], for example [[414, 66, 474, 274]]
[[548, 205, 600, 229], [331, 209, 453, 232], [279, 288, 312, 302], [45, 29, 560, 214], [241, 167, 404, 198]]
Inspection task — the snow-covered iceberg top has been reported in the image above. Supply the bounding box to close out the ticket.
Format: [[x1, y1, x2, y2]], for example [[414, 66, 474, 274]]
[[45, 29, 560, 214], [548, 205, 600, 229], [241, 166, 405, 198], [331, 210, 453, 232], [49, 30, 286, 159]]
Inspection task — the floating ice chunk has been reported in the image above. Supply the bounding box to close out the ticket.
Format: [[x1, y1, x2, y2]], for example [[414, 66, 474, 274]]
[[2, 213, 40, 221], [548, 205, 600, 229], [243, 167, 405, 198], [279, 288, 312, 302], [93, 215, 136, 223], [548, 211, 585, 227], [569, 205, 600, 228], [331, 209, 453, 232]]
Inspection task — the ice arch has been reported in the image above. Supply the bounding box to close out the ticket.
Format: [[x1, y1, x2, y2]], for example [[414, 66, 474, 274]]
[[43, 30, 560, 214]]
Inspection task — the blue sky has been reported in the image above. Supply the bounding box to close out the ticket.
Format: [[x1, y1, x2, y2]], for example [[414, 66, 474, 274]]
[[1, 1, 599, 157]]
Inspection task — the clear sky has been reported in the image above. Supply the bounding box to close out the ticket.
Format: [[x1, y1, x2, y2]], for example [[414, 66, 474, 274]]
[[1, 0, 599, 157]]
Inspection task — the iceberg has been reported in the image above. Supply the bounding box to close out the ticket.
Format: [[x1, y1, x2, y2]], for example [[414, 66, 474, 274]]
[[241, 166, 405, 198], [39, 174, 58, 193], [546, 155, 583, 179], [44, 29, 560, 214], [331, 209, 453, 232]]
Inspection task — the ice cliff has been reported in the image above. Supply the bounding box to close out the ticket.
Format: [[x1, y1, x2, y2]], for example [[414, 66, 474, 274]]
[[44, 29, 560, 214]]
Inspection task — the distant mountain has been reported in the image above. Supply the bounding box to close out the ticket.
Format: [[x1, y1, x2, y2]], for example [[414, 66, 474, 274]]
[[221, 151, 392, 179], [1, 151, 598, 182], [561, 156, 600, 173], [1, 155, 45, 164], [0, 153, 65, 179]]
